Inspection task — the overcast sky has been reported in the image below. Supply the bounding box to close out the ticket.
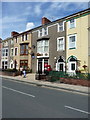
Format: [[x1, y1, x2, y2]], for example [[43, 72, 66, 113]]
[[0, 2, 89, 39]]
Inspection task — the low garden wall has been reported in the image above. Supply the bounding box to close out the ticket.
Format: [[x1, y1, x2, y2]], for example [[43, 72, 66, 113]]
[[60, 78, 90, 87], [0, 71, 20, 76], [36, 71, 90, 87]]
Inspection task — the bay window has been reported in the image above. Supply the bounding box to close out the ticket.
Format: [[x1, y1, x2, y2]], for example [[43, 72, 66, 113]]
[[37, 40, 49, 53]]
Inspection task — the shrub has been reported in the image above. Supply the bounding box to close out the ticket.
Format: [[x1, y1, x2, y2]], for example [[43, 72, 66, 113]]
[[4, 68, 18, 72]]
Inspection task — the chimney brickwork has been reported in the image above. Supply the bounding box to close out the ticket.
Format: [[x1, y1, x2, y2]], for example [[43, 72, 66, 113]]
[[11, 31, 19, 37], [42, 17, 51, 25]]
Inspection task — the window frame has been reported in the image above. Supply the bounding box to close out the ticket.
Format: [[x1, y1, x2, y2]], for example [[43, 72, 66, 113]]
[[11, 39, 14, 45], [15, 47, 18, 56], [2, 48, 8, 57], [69, 18, 76, 29], [22, 34, 24, 41], [68, 34, 77, 49], [20, 60, 28, 68], [15, 37, 18, 43], [20, 44, 28, 55], [38, 27, 48, 37], [25, 34, 28, 40], [11, 48, 14, 56], [37, 40, 49, 53], [57, 21, 64, 32], [57, 37, 65, 51]]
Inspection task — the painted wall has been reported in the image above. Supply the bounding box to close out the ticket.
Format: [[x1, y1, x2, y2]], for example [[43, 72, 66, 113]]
[[13, 33, 32, 70], [88, 14, 90, 73], [32, 19, 66, 73], [0, 39, 2, 69], [66, 14, 89, 72]]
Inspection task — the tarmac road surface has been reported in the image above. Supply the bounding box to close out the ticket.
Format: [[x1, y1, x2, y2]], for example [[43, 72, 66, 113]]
[[2, 77, 90, 118]]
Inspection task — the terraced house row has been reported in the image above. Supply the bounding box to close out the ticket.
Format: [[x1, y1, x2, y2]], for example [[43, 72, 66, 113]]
[[1, 8, 90, 74]]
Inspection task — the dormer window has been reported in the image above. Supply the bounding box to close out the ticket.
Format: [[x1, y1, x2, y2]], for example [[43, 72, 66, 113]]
[[38, 27, 48, 37], [58, 21, 64, 32]]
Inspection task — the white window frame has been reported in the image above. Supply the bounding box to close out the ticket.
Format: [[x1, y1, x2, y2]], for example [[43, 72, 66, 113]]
[[10, 60, 14, 69], [14, 47, 18, 56], [37, 59, 49, 72], [38, 27, 48, 37], [68, 34, 77, 49], [57, 37, 65, 51], [25, 33, 28, 40], [22, 34, 24, 41], [2, 48, 8, 57], [4, 41, 8, 46], [57, 21, 64, 32], [11, 39, 14, 44], [11, 48, 14, 56], [68, 61, 76, 73], [37, 40, 49, 54], [2, 60, 8, 69], [68, 18, 76, 29]]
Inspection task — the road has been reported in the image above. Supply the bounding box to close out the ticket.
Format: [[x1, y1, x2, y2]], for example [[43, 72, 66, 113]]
[[1, 77, 90, 118]]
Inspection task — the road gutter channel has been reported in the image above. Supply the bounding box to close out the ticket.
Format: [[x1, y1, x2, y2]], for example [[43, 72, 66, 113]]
[[1, 76, 89, 95]]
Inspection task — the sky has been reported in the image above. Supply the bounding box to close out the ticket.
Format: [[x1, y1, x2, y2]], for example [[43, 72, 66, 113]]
[[0, 2, 89, 40]]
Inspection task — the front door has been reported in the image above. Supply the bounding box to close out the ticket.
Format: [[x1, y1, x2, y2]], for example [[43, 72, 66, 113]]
[[59, 63, 64, 71], [38, 59, 42, 74], [37, 58, 48, 74], [69, 61, 76, 73]]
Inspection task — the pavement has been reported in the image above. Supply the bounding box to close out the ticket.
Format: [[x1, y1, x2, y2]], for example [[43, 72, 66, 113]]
[[0, 73, 90, 95]]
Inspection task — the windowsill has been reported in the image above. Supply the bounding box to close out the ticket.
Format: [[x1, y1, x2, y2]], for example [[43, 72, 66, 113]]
[[58, 30, 64, 32], [38, 34, 48, 38], [69, 27, 75, 29], [69, 47, 76, 50], [57, 50, 65, 51]]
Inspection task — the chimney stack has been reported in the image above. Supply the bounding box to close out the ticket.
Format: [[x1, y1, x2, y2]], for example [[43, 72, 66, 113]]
[[42, 17, 51, 25], [11, 31, 19, 37]]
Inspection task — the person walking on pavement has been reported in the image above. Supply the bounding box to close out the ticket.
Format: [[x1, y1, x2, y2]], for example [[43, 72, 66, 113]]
[[23, 69, 26, 78], [20, 67, 23, 76]]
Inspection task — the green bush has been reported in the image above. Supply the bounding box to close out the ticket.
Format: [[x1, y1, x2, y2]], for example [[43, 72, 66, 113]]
[[4, 68, 18, 72], [26, 69, 32, 73], [87, 74, 90, 80]]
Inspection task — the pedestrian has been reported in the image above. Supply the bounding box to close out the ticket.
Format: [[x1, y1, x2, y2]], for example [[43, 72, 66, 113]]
[[20, 67, 23, 76], [23, 69, 26, 78]]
